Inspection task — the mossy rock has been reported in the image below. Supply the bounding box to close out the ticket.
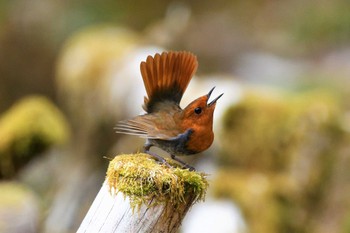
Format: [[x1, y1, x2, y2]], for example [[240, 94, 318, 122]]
[[106, 153, 208, 210], [0, 96, 70, 177], [219, 89, 343, 171]]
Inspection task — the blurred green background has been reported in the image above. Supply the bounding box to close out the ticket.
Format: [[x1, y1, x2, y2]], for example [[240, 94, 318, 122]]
[[0, 0, 350, 232]]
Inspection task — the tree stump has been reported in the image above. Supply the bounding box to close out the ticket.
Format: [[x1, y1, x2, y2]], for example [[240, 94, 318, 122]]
[[77, 153, 208, 233]]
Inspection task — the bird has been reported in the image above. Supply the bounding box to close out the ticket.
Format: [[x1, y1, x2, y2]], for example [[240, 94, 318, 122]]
[[115, 51, 223, 170]]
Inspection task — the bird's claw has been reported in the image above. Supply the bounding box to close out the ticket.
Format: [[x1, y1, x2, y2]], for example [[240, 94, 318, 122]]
[[184, 164, 196, 171], [170, 154, 196, 171], [144, 150, 172, 168], [144, 149, 196, 171], [160, 160, 172, 168]]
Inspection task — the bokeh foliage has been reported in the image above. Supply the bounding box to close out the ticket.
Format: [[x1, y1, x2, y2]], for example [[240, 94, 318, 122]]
[[0, 96, 70, 177], [215, 89, 348, 233]]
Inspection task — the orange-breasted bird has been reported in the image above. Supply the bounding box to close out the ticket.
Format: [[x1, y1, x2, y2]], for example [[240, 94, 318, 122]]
[[115, 51, 223, 170]]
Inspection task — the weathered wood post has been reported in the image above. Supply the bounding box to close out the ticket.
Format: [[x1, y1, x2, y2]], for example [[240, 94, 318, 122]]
[[77, 153, 208, 233]]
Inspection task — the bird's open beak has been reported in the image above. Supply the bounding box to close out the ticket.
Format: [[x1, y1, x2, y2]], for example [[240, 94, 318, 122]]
[[207, 87, 224, 106]]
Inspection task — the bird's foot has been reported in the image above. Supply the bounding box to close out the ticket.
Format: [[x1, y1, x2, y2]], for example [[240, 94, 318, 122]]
[[171, 154, 196, 171], [143, 143, 195, 171], [183, 164, 196, 172], [144, 150, 172, 168]]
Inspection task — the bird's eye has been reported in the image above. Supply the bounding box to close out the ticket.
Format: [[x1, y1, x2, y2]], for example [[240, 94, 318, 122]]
[[194, 107, 202, 114]]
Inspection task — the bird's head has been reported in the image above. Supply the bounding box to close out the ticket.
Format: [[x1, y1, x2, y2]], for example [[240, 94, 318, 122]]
[[181, 87, 223, 130]]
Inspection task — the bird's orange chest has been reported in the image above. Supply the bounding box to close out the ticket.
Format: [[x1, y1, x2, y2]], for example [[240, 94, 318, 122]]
[[183, 124, 214, 153]]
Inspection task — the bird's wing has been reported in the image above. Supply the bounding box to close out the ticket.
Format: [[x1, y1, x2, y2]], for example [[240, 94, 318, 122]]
[[115, 113, 182, 140], [140, 51, 198, 113]]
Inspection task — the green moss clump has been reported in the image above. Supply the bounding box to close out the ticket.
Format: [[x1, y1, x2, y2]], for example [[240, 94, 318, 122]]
[[0, 96, 70, 177], [106, 153, 208, 210], [220, 90, 342, 171]]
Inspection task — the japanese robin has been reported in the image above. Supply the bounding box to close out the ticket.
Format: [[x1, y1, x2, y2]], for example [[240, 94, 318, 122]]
[[115, 51, 223, 170]]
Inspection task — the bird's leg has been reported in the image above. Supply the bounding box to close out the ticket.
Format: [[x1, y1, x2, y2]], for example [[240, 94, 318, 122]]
[[143, 143, 171, 168], [170, 154, 196, 171]]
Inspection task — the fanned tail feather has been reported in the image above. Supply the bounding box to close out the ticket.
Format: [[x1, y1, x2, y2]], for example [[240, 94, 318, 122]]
[[140, 51, 198, 113]]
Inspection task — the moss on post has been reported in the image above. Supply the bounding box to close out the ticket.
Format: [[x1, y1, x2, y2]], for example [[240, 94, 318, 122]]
[[78, 153, 209, 233], [106, 153, 208, 210]]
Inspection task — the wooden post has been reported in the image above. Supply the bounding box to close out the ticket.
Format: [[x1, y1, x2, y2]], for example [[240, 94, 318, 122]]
[[77, 153, 208, 233]]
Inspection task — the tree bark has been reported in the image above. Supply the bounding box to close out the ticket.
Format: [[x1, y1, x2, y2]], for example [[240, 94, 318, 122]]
[[77, 182, 195, 233]]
